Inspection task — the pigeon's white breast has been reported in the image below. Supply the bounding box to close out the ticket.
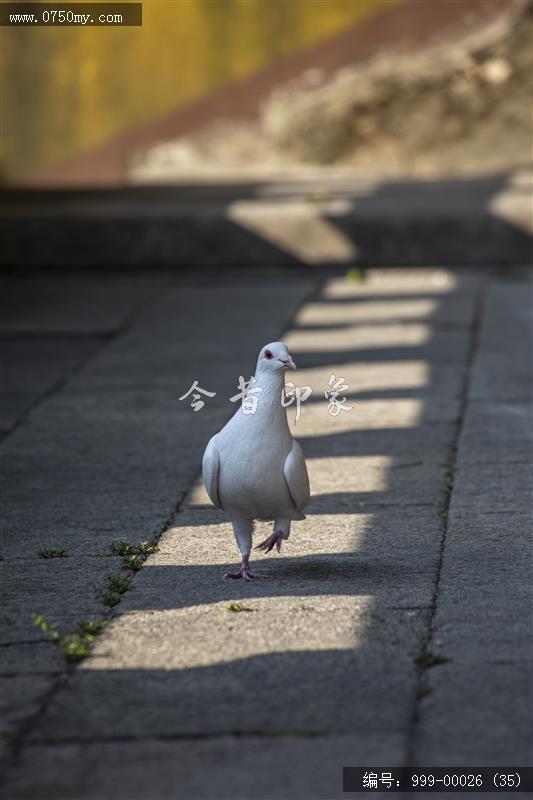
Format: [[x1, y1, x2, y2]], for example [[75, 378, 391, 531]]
[[215, 413, 294, 520]]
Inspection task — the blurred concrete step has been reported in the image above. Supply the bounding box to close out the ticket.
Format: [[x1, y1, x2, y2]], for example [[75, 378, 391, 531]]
[[1, 170, 531, 267]]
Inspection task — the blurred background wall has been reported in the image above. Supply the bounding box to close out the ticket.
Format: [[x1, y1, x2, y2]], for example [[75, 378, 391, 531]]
[[2, 0, 521, 187], [1, 0, 400, 184]]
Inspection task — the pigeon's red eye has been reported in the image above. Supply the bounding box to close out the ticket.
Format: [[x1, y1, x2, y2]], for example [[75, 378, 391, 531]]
[[265, 350, 273, 359]]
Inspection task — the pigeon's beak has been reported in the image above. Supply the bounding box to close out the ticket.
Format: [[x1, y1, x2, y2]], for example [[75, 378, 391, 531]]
[[279, 354, 297, 370]]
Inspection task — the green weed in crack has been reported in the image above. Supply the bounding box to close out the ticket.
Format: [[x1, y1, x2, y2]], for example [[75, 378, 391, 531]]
[[414, 651, 449, 668], [121, 554, 143, 572], [32, 614, 107, 663], [105, 538, 159, 576], [345, 267, 364, 283], [108, 540, 136, 557], [97, 538, 159, 604], [101, 574, 131, 606], [136, 540, 159, 556], [227, 602, 256, 613], [108, 538, 159, 559], [37, 548, 68, 559], [442, 454, 457, 490]]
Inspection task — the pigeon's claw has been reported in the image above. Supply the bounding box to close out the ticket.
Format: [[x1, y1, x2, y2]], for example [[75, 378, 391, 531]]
[[223, 565, 256, 581], [223, 554, 258, 580], [256, 531, 284, 554], [224, 568, 242, 579]]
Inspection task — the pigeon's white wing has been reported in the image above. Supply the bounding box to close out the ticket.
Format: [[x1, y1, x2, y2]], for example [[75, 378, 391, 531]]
[[283, 439, 310, 515], [202, 437, 222, 509]]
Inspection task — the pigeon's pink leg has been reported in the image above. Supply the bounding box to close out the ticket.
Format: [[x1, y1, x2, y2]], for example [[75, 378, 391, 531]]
[[256, 530, 284, 553], [224, 554, 257, 581], [225, 517, 255, 579]]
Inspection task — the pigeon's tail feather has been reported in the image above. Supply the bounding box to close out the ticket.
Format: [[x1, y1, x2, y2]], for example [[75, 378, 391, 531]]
[[293, 511, 306, 521]]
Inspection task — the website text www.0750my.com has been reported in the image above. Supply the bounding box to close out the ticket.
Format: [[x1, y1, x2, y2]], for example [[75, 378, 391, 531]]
[[0, 3, 142, 26]]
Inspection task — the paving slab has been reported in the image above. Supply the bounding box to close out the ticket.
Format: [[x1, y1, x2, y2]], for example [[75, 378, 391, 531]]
[[414, 272, 533, 767], [0, 276, 171, 437], [415, 662, 532, 766], [0, 340, 100, 435], [459, 400, 532, 463], [469, 277, 533, 402], [0, 642, 67, 676], [0, 676, 56, 739], [0, 557, 127, 645], [0, 738, 397, 800], [450, 461, 531, 514], [0, 277, 162, 336]]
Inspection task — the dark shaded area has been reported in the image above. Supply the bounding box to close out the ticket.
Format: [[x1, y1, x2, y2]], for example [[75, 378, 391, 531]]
[[0, 172, 531, 268]]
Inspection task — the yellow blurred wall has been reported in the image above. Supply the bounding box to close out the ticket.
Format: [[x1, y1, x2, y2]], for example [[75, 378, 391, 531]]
[[1, 0, 399, 182]]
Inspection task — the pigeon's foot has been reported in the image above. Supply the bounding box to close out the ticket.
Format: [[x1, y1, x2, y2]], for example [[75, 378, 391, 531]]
[[256, 530, 283, 554], [223, 565, 256, 581], [223, 555, 259, 581]]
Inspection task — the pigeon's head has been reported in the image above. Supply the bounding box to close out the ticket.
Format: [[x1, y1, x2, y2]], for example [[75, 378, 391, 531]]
[[257, 341, 296, 373]]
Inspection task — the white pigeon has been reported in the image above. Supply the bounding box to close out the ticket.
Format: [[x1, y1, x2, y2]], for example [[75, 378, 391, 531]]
[[202, 341, 310, 580]]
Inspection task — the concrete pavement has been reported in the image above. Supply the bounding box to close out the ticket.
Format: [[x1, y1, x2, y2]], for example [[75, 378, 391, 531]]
[[0, 267, 531, 799]]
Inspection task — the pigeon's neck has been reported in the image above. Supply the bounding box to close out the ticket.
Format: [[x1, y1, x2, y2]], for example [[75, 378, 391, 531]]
[[253, 370, 287, 417]]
